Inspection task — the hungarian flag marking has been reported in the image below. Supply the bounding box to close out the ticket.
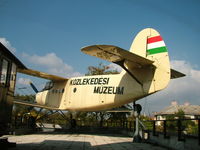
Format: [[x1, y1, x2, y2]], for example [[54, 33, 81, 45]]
[[147, 35, 167, 55]]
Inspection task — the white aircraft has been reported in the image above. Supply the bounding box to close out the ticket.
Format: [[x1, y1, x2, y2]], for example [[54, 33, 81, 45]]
[[15, 28, 185, 112]]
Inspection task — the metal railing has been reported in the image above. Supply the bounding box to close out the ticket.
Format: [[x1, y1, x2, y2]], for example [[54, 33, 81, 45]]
[[14, 116, 200, 145], [76, 118, 200, 145], [149, 119, 200, 145]]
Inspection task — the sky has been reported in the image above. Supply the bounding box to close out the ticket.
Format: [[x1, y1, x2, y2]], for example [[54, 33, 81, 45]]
[[0, 0, 200, 114]]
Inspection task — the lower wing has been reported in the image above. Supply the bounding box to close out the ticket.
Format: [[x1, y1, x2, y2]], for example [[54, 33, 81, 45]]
[[14, 99, 60, 110]]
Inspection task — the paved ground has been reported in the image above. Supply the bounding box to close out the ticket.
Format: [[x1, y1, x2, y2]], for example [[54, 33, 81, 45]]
[[6, 133, 167, 150]]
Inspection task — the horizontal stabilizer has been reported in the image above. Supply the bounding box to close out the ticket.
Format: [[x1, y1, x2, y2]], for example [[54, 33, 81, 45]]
[[18, 68, 68, 81], [81, 45, 154, 68], [14, 100, 60, 110], [170, 69, 185, 79]]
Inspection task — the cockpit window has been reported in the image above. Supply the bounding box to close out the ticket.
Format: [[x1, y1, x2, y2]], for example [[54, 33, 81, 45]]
[[42, 81, 54, 91]]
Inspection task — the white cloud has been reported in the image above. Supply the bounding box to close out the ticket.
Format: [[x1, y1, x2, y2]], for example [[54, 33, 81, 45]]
[[17, 77, 32, 85], [190, 70, 200, 83], [167, 60, 200, 99], [171, 60, 200, 82], [22, 52, 82, 78], [108, 63, 122, 73], [0, 37, 16, 53]]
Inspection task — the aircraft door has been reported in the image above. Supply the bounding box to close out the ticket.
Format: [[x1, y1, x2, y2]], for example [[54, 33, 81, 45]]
[[9, 63, 17, 92], [0, 58, 13, 135], [0, 59, 9, 102]]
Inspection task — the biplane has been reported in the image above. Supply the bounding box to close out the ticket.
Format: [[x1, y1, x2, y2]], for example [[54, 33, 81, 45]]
[[15, 28, 185, 112]]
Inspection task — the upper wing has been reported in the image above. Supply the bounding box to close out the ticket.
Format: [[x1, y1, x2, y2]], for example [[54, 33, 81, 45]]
[[81, 45, 154, 68], [18, 68, 68, 81], [170, 69, 185, 79]]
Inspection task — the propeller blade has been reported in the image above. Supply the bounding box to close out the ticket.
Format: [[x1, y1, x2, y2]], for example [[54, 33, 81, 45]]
[[29, 82, 39, 93]]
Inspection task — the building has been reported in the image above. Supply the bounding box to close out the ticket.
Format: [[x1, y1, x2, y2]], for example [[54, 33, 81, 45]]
[[154, 101, 200, 125], [0, 42, 26, 136]]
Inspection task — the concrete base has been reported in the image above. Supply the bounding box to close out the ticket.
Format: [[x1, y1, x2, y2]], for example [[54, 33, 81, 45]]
[[7, 133, 167, 150], [147, 132, 200, 150]]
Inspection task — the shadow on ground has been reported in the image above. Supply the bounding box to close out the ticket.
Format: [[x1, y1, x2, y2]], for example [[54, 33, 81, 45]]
[[5, 132, 166, 150], [8, 140, 139, 150]]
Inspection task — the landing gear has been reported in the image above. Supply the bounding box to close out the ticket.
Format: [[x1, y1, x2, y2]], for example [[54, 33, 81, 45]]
[[132, 102, 145, 143], [69, 113, 77, 130]]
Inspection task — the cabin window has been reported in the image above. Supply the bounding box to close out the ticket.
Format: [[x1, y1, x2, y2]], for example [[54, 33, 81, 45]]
[[0, 59, 9, 86], [73, 88, 77, 93], [9, 63, 17, 91], [43, 81, 54, 91]]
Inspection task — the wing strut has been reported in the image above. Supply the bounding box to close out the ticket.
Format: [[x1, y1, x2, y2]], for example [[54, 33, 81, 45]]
[[115, 59, 143, 86]]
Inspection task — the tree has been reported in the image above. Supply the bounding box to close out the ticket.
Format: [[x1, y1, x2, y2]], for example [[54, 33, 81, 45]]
[[165, 109, 195, 132], [13, 94, 37, 128], [13, 94, 36, 117], [86, 63, 119, 76]]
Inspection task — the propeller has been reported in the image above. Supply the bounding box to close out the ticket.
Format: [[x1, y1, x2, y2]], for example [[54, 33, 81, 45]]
[[29, 82, 39, 93]]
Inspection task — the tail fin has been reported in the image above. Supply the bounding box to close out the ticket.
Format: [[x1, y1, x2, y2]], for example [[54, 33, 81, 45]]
[[128, 28, 170, 92], [129, 28, 167, 57]]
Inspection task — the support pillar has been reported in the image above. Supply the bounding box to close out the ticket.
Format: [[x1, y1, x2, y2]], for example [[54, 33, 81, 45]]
[[133, 102, 142, 143]]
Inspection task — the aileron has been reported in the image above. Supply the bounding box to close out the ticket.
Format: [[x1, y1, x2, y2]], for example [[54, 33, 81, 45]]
[[81, 45, 154, 68]]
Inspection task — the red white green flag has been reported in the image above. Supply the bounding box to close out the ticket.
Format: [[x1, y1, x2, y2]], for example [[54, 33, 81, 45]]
[[147, 35, 167, 55]]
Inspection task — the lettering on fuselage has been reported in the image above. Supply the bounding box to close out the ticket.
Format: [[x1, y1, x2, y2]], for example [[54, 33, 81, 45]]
[[94, 86, 124, 95], [70, 78, 124, 95], [70, 78, 109, 85]]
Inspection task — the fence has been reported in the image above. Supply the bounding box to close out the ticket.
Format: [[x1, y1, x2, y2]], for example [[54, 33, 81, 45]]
[[149, 119, 200, 145], [13, 115, 200, 146], [76, 118, 200, 145]]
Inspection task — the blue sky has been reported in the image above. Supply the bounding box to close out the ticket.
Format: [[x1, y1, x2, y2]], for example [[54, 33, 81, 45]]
[[0, 0, 200, 113]]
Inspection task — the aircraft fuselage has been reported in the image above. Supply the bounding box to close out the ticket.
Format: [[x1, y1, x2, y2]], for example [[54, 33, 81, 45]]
[[36, 72, 153, 111]]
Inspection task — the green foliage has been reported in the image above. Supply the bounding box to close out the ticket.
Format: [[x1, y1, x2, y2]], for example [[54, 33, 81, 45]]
[[85, 63, 119, 76], [140, 115, 153, 130], [162, 109, 196, 134], [14, 94, 35, 102], [13, 94, 38, 128], [164, 109, 185, 130], [108, 105, 132, 122], [13, 94, 36, 117], [39, 111, 70, 125], [187, 124, 198, 135]]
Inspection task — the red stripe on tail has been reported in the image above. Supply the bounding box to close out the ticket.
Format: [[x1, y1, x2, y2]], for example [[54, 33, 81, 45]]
[[147, 35, 163, 44]]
